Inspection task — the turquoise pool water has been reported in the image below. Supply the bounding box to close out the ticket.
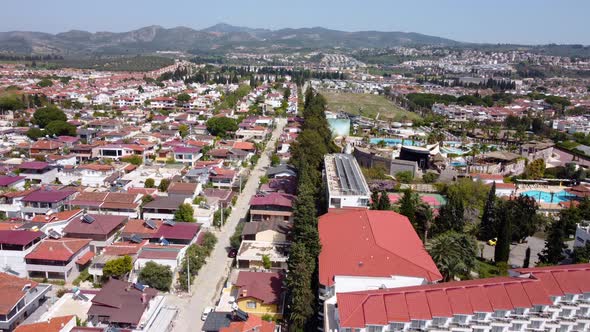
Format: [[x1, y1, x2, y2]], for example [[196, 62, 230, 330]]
[[521, 190, 575, 203], [450, 161, 467, 167], [370, 138, 421, 146]]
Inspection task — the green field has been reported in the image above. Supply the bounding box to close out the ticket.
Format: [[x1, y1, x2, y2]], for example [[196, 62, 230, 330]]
[[321, 91, 421, 121]]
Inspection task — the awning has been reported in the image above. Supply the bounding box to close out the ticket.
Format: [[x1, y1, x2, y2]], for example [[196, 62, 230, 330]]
[[76, 251, 95, 265]]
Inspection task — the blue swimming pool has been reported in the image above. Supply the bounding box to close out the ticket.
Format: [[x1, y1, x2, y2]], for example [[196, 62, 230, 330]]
[[450, 161, 467, 167], [521, 190, 575, 204], [370, 138, 421, 146]]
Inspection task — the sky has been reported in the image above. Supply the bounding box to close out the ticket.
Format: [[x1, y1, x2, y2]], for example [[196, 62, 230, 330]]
[[3, 0, 589, 45]]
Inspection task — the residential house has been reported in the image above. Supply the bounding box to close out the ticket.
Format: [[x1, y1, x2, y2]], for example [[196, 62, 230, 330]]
[[120, 218, 200, 245], [77, 163, 117, 187], [241, 220, 291, 243], [21, 189, 77, 220], [29, 140, 64, 158], [135, 243, 186, 274], [141, 196, 187, 221], [234, 271, 285, 319], [89, 240, 146, 283], [0, 230, 44, 277], [0, 176, 26, 191], [236, 241, 289, 271], [167, 182, 200, 200], [63, 214, 128, 253], [14, 315, 76, 332], [173, 146, 202, 166], [86, 278, 163, 330], [18, 162, 58, 184], [25, 238, 92, 281], [0, 190, 37, 219], [265, 165, 297, 179], [69, 192, 141, 218], [31, 209, 84, 237], [0, 272, 51, 332], [203, 311, 276, 332], [248, 193, 295, 223], [209, 168, 237, 188]]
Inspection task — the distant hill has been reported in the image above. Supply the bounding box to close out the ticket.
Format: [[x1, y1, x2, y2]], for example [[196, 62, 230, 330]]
[[0, 24, 461, 55]]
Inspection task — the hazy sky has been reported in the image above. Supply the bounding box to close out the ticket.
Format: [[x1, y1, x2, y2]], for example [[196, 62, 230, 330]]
[[3, 0, 589, 45]]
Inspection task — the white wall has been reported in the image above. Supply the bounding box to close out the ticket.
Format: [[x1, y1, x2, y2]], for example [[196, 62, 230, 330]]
[[334, 275, 427, 294]]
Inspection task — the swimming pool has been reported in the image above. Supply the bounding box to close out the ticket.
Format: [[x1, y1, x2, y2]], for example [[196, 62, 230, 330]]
[[521, 190, 575, 204], [370, 138, 422, 146], [450, 161, 467, 167]]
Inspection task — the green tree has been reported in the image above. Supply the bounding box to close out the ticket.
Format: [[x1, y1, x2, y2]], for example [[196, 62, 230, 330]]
[[144, 178, 155, 188], [201, 232, 217, 253], [33, 105, 67, 128], [262, 254, 272, 269], [37, 78, 53, 87], [230, 222, 244, 249], [178, 124, 189, 138], [538, 219, 567, 265], [206, 117, 238, 138], [398, 189, 420, 224], [102, 255, 133, 280], [508, 196, 539, 243], [494, 202, 512, 263], [427, 231, 477, 281], [138, 262, 173, 291], [122, 155, 143, 166], [523, 247, 531, 268], [479, 182, 497, 241], [422, 172, 439, 184], [572, 242, 590, 263], [370, 190, 381, 210], [45, 120, 76, 136], [376, 190, 391, 210], [524, 159, 546, 179], [26, 127, 44, 140], [431, 192, 464, 237], [176, 93, 191, 105], [174, 203, 195, 222], [395, 170, 413, 183], [285, 242, 315, 330], [158, 178, 171, 192], [270, 154, 281, 166]]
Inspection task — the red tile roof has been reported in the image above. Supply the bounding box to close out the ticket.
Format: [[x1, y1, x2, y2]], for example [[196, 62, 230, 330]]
[[76, 251, 95, 265], [0, 175, 25, 186], [63, 214, 127, 236], [26, 238, 91, 261], [22, 189, 76, 203], [336, 264, 590, 328], [0, 230, 43, 245], [155, 223, 200, 241], [14, 315, 75, 332], [0, 272, 39, 315], [219, 314, 276, 332], [235, 271, 284, 305], [31, 209, 83, 223], [249, 193, 295, 208], [319, 210, 442, 287], [19, 161, 50, 170]]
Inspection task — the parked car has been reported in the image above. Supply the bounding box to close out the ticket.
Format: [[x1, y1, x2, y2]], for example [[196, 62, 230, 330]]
[[228, 248, 238, 258], [488, 237, 497, 246], [201, 307, 214, 321]]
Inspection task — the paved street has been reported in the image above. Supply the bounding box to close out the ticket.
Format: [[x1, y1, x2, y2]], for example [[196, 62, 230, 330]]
[[480, 236, 574, 268], [170, 118, 287, 332]]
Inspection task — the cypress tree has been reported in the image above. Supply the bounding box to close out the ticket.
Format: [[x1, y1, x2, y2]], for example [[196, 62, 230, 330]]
[[523, 247, 531, 268], [377, 190, 391, 210], [479, 182, 497, 241], [494, 205, 511, 263], [538, 220, 566, 265]]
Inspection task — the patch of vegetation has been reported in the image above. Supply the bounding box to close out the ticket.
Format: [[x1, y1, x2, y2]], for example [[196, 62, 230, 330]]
[[321, 91, 420, 121]]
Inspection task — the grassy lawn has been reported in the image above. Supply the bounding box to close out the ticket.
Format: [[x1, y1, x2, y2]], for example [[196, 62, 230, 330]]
[[321, 90, 421, 121]]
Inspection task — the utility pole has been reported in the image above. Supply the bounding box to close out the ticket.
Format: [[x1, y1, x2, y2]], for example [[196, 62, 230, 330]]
[[220, 202, 224, 226]]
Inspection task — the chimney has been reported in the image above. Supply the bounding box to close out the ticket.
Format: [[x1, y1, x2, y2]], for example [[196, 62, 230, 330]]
[[242, 289, 247, 297], [141, 293, 147, 303]]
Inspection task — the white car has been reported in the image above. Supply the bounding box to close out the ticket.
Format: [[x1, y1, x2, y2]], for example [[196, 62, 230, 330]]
[[201, 307, 214, 321]]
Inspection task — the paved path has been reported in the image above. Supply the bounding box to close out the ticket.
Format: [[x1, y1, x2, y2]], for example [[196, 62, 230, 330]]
[[170, 118, 286, 332]]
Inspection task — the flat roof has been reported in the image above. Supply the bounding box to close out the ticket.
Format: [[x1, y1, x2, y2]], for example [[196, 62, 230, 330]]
[[325, 154, 370, 197]]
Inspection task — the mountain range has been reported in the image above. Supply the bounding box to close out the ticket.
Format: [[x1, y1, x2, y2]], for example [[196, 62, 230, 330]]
[[0, 23, 461, 55]]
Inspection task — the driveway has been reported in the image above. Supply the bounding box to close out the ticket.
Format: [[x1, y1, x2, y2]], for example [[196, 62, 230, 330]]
[[171, 118, 287, 332], [480, 236, 574, 268]]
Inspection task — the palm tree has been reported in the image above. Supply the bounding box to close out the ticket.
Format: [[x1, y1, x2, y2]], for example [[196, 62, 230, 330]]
[[427, 231, 477, 281]]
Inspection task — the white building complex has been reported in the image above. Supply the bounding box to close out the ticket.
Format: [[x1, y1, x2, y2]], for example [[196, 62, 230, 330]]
[[324, 154, 371, 209], [331, 264, 590, 332]]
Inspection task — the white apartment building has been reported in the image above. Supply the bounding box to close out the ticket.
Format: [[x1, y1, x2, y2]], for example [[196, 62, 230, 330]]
[[574, 222, 590, 248], [324, 154, 371, 209], [330, 264, 590, 332]]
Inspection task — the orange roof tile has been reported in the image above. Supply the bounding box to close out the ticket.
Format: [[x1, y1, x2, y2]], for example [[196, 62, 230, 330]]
[[14, 315, 75, 332]]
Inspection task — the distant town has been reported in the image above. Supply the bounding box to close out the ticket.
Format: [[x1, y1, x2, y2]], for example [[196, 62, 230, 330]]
[[0, 27, 589, 332]]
